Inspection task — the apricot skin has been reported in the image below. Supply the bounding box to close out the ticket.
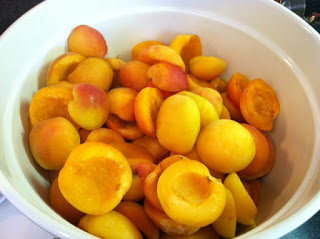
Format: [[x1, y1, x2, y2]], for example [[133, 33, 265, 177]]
[[68, 25, 108, 58], [120, 61, 151, 91]]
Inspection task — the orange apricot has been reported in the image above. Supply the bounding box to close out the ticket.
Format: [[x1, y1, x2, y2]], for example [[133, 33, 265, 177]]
[[47, 52, 85, 86], [240, 78, 280, 131], [85, 128, 125, 144], [123, 162, 157, 202], [29, 86, 75, 127], [259, 132, 275, 177], [169, 35, 202, 64], [68, 83, 110, 130], [106, 114, 144, 140], [68, 25, 107, 58], [144, 200, 200, 236], [66, 57, 113, 92], [115, 201, 160, 239], [148, 63, 189, 92], [50, 178, 85, 225], [139, 45, 185, 71], [120, 61, 151, 91], [132, 136, 169, 164], [109, 143, 154, 166], [157, 159, 227, 227], [105, 57, 126, 71], [221, 92, 246, 122], [78, 128, 92, 143], [108, 87, 138, 121], [58, 142, 132, 215], [227, 72, 251, 108], [210, 77, 228, 93], [237, 124, 270, 180], [29, 117, 80, 170], [135, 87, 164, 137], [189, 56, 226, 81], [49, 170, 60, 184], [132, 40, 165, 61]]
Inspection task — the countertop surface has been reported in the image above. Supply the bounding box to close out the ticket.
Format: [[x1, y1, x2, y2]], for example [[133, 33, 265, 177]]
[[0, 0, 320, 238]]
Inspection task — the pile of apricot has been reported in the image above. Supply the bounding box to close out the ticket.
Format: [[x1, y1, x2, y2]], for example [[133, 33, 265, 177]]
[[28, 24, 280, 239]]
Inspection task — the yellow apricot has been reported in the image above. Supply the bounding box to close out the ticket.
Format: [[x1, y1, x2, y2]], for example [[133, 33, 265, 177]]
[[78, 210, 143, 239], [85, 128, 125, 144], [196, 119, 256, 173], [156, 95, 200, 154], [157, 159, 226, 227], [58, 142, 132, 215], [189, 56, 226, 81]]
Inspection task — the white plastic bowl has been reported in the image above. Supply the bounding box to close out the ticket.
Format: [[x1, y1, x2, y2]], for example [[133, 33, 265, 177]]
[[0, 0, 320, 238]]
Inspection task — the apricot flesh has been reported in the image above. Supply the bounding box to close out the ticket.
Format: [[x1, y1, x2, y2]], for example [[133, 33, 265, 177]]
[[58, 142, 132, 215], [157, 159, 227, 227], [156, 95, 200, 154], [29, 117, 80, 170], [68, 25, 108, 58], [227, 72, 251, 108], [196, 119, 255, 173], [78, 210, 143, 239]]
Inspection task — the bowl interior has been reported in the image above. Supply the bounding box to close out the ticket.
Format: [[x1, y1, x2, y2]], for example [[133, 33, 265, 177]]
[[1, 0, 320, 238]]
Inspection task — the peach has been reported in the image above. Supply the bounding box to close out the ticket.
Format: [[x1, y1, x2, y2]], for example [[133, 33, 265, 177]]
[[47, 52, 85, 86], [139, 45, 185, 71], [66, 57, 113, 92], [29, 117, 80, 170], [78, 210, 142, 239], [106, 114, 144, 140], [187, 74, 214, 91], [189, 56, 226, 81], [157, 159, 227, 227], [105, 57, 126, 71], [78, 128, 92, 143], [237, 124, 270, 180], [210, 77, 228, 93], [132, 40, 165, 61], [169, 35, 202, 64], [132, 136, 169, 164], [219, 106, 231, 119], [29, 86, 75, 127], [227, 72, 251, 108], [224, 173, 257, 225], [156, 95, 200, 154], [242, 179, 262, 206], [148, 63, 189, 92], [85, 128, 125, 144], [120, 61, 151, 91], [109, 143, 154, 166], [221, 92, 246, 122], [177, 91, 219, 128], [115, 201, 160, 239], [123, 162, 157, 202], [212, 188, 237, 238], [135, 87, 164, 137], [191, 87, 224, 116], [108, 87, 138, 121], [68, 25, 107, 58], [240, 78, 280, 131], [144, 199, 200, 236], [196, 119, 256, 173], [50, 178, 85, 225], [144, 155, 187, 211], [58, 142, 132, 215], [68, 83, 110, 130], [160, 226, 219, 239]]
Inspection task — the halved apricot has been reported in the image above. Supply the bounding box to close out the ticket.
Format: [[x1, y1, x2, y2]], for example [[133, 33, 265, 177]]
[[138, 45, 185, 71], [210, 77, 228, 93], [240, 78, 280, 131], [105, 58, 126, 71], [132, 40, 165, 61], [58, 142, 132, 215], [227, 72, 251, 108], [85, 128, 125, 144], [189, 56, 226, 81], [157, 159, 226, 227], [120, 61, 151, 91], [221, 92, 246, 123], [135, 87, 164, 137]]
